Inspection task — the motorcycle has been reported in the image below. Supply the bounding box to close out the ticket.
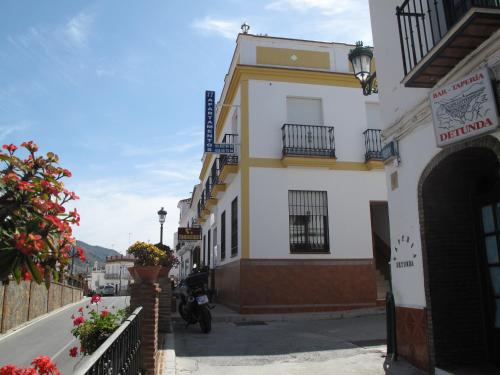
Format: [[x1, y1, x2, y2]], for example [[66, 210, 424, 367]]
[[175, 267, 212, 333]]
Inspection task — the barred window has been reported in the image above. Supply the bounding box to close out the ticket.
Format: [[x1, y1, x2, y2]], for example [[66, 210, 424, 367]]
[[288, 190, 329, 253], [231, 197, 238, 256], [221, 211, 226, 260]]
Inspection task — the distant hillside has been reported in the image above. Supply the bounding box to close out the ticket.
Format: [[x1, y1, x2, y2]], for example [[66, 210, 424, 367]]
[[70, 240, 121, 274]]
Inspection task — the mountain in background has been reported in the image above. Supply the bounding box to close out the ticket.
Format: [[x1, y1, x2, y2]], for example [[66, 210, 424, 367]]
[[70, 240, 121, 274]]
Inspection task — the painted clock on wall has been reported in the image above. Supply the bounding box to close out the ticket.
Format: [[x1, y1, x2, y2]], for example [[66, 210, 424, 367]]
[[392, 234, 417, 269]]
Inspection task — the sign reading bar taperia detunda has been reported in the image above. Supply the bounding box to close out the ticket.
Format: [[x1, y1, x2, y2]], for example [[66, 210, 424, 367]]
[[178, 227, 201, 241], [430, 68, 499, 147], [204, 90, 234, 154]]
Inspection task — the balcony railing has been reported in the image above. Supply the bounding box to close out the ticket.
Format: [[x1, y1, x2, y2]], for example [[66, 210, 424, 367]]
[[210, 157, 221, 185], [282, 124, 335, 158], [75, 307, 142, 375], [397, 0, 500, 87], [220, 133, 239, 169], [363, 129, 383, 161], [104, 273, 131, 280]]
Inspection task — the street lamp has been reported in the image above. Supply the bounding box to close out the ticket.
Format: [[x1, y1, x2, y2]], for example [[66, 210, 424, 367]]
[[348, 41, 378, 96], [157, 207, 167, 244]]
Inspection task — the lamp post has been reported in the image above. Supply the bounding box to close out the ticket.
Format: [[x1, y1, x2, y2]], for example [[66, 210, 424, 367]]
[[158, 207, 167, 245], [348, 41, 378, 96]]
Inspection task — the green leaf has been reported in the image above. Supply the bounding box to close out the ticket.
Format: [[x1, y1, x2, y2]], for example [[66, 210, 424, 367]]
[[25, 257, 42, 284]]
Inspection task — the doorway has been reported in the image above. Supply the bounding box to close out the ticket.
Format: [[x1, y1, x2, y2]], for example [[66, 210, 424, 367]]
[[419, 144, 500, 371]]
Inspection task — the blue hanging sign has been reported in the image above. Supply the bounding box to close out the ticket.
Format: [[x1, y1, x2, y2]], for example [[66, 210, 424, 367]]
[[204, 90, 236, 154], [205, 90, 215, 153]]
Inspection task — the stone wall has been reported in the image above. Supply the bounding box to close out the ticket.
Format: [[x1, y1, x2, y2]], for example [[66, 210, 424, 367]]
[[0, 280, 83, 333]]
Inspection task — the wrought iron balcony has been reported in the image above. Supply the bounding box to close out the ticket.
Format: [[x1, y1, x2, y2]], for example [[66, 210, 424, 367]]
[[282, 124, 335, 158], [220, 133, 239, 170], [363, 129, 383, 161], [397, 0, 500, 87], [210, 157, 221, 185]]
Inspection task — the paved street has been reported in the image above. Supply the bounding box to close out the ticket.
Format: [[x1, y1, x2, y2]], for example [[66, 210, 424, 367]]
[[174, 314, 425, 375], [0, 296, 128, 375]]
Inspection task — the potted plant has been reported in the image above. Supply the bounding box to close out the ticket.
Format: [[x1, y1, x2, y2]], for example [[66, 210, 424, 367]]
[[155, 243, 180, 278], [126, 241, 165, 283]]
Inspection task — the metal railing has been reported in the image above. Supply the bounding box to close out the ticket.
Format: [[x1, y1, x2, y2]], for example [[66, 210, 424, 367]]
[[396, 0, 500, 76], [363, 129, 383, 161], [104, 273, 132, 280], [220, 133, 239, 169], [210, 157, 221, 186], [75, 307, 143, 375], [282, 124, 335, 158]]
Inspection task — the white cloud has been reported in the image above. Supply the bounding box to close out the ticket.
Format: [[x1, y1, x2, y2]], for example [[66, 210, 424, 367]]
[[0, 122, 30, 141], [191, 17, 240, 39], [72, 179, 186, 253], [63, 11, 94, 47]]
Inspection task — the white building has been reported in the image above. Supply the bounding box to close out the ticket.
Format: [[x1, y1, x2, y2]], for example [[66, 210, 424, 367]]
[[181, 32, 391, 314], [369, 1, 500, 373], [90, 255, 134, 293], [175, 196, 201, 279]]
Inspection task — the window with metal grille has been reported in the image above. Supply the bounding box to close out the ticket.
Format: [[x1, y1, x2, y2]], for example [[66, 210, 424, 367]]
[[221, 211, 226, 260], [288, 190, 329, 253], [231, 197, 238, 256]]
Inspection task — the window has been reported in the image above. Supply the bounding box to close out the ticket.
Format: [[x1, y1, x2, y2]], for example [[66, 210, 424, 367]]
[[288, 190, 329, 253], [221, 211, 226, 260], [231, 197, 238, 256], [207, 229, 211, 268], [286, 97, 323, 125]]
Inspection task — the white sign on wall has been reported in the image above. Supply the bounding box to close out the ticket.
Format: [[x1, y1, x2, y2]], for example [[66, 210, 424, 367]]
[[430, 68, 499, 147]]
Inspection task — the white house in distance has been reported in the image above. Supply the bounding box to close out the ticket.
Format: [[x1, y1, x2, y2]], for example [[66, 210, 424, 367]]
[[369, 1, 500, 373], [180, 31, 391, 314], [89, 255, 134, 293]]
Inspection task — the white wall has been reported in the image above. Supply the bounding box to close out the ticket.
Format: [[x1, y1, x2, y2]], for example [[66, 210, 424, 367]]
[[249, 80, 379, 162], [249, 167, 387, 259], [368, 0, 429, 129]]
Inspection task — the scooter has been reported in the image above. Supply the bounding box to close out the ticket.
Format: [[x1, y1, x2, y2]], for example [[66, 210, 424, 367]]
[[175, 266, 212, 333]]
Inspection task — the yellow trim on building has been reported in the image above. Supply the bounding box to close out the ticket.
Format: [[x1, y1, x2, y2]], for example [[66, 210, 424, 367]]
[[211, 183, 227, 197], [247, 157, 385, 171], [219, 164, 239, 183], [281, 156, 338, 168], [205, 198, 218, 209], [256, 47, 330, 70]]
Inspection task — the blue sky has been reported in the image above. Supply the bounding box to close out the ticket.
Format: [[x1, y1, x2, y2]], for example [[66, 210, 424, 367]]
[[0, 0, 372, 252]]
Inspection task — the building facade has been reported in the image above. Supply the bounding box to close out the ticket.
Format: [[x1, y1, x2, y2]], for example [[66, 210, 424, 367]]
[[182, 33, 390, 314], [90, 255, 134, 293], [369, 1, 500, 373]]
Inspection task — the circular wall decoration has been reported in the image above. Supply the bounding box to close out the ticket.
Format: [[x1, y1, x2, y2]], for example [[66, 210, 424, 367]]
[[393, 234, 417, 269]]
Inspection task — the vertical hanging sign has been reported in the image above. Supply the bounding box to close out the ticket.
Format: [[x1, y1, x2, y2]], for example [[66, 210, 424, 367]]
[[205, 90, 215, 153]]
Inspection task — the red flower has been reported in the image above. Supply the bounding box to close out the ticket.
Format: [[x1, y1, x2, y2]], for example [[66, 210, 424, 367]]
[[76, 246, 85, 262], [91, 294, 101, 304], [31, 355, 59, 375], [22, 271, 32, 281], [2, 144, 17, 153], [0, 365, 17, 375], [20, 141, 38, 153], [73, 316, 85, 326], [78, 307, 84, 313], [68, 346, 78, 358], [101, 310, 109, 318]]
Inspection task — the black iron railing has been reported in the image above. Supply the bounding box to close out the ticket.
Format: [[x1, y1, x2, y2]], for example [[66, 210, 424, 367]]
[[363, 129, 383, 161], [75, 307, 143, 375], [205, 177, 213, 201], [397, 0, 500, 76], [210, 158, 221, 186], [220, 133, 239, 169], [282, 124, 335, 158]]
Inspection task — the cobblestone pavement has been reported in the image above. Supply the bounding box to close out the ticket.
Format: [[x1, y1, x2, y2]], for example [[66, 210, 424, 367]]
[[174, 314, 425, 375]]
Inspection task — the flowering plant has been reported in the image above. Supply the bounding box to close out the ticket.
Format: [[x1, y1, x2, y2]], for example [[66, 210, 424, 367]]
[[0, 141, 84, 285], [127, 241, 165, 266], [156, 243, 180, 269], [0, 355, 60, 375], [69, 296, 125, 356]]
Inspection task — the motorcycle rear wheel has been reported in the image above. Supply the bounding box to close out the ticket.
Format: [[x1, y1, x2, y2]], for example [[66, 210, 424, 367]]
[[179, 301, 197, 324], [199, 305, 212, 333]]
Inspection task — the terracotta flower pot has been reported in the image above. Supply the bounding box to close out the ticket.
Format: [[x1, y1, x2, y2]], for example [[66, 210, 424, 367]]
[[128, 266, 162, 284]]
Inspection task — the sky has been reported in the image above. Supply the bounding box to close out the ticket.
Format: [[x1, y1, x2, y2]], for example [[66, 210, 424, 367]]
[[0, 0, 372, 253]]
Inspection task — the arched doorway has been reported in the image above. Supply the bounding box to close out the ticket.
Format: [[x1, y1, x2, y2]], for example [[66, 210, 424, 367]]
[[419, 137, 500, 372]]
